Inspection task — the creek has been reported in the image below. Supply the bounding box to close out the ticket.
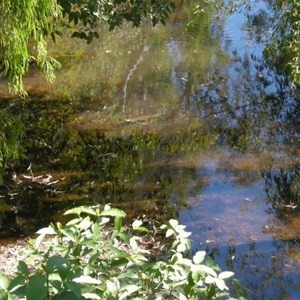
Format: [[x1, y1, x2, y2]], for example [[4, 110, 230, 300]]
[[0, 1, 299, 298]]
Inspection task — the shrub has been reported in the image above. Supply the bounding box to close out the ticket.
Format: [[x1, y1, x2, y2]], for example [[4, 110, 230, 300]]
[[0, 205, 244, 299]]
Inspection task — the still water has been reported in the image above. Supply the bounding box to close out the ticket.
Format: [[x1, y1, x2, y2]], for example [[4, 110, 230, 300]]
[[0, 0, 299, 298]]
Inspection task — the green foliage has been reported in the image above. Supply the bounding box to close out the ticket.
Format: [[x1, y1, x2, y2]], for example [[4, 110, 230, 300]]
[[0, 0, 176, 96], [0, 205, 243, 299], [60, 0, 176, 40], [264, 0, 300, 85], [0, 0, 62, 95]]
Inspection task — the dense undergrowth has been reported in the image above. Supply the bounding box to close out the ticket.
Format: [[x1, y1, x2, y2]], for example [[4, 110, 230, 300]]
[[0, 205, 245, 299]]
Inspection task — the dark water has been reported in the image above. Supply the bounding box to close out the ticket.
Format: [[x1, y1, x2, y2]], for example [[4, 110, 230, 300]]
[[0, 0, 299, 298]]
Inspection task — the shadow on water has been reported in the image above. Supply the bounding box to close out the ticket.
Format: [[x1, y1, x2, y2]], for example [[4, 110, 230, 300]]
[[0, 0, 299, 298]]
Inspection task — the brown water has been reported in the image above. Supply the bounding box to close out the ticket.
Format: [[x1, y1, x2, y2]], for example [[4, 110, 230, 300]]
[[0, 0, 299, 298]]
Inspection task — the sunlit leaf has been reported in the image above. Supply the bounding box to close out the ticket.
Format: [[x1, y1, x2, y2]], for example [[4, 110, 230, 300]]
[[205, 275, 215, 284], [199, 265, 217, 277], [82, 292, 101, 299], [177, 243, 186, 253], [73, 275, 100, 285], [166, 229, 174, 237], [218, 271, 234, 280], [214, 278, 228, 291], [193, 251, 206, 265], [169, 219, 179, 228], [77, 217, 92, 231], [36, 226, 56, 235], [0, 272, 9, 289], [64, 206, 97, 216], [100, 208, 126, 217]]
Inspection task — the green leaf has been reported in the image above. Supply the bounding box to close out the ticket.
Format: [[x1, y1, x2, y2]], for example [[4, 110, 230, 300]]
[[60, 228, 76, 241], [64, 206, 97, 216], [100, 208, 126, 218], [53, 291, 80, 300], [110, 257, 129, 268], [92, 223, 101, 239], [8, 275, 26, 293], [0, 273, 9, 290], [45, 255, 68, 274], [0, 288, 8, 300], [114, 216, 122, 233], [26, 274, 47, 300], [133, 226, 149, 232], [66, 218, 81, 226], [118, 232, 130, 244], [119, 285, 141, 300], [17, 261, 29, 276], [66, 281, 82, 298]]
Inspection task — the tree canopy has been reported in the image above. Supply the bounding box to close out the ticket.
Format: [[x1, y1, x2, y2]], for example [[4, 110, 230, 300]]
[[0, 0, 176, 95], [0, 0, 299, 96]]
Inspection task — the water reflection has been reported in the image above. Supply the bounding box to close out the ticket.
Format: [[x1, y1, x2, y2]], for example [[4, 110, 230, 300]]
[[0, 0, 299, 298]]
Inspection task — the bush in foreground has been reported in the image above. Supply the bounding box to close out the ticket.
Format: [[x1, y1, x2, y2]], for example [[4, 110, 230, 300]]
[[0, 205, 245, 299]]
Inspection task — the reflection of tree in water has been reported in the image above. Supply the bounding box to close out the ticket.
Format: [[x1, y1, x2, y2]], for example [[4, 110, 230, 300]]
[[263, 166, 300, 215], [0, 108, 24, 181], [202, 237, 300, 299], [0, 100, 215, 235], [0, 108, 25, 228]]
